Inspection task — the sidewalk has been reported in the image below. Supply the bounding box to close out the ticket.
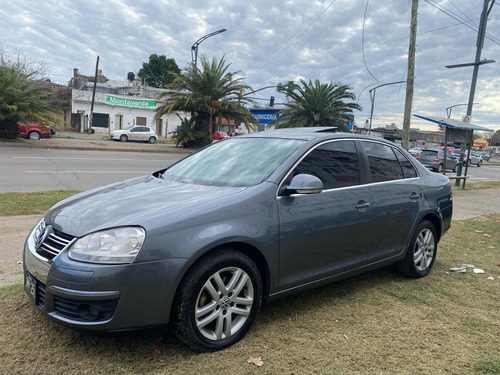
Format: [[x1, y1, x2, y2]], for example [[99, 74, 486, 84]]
[[1, 188, 499, 287], [1, 131, 193, 154]]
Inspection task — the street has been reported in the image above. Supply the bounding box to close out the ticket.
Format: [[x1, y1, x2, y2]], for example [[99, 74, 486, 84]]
[[0, 147, 185, 192], [1, 146, 500, 192]]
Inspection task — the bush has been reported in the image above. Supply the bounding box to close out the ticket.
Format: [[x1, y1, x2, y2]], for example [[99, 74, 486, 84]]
[[0, 118, 19, 139], [171, 116, 206, 148]]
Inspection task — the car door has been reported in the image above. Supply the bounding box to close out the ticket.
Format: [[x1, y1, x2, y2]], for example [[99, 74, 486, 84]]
[[129, 127, 140, 140], [359, 140, 421, 260], [277, 140, 373, 290]]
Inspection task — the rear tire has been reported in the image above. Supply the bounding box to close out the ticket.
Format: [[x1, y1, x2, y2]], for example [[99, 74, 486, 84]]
[[28, 131, 41, 140], [120, 135, 128, 142], [171, 249, 262, 351], [436, 164, 443, 173], [149, 137, 156, 144], [397, 220, 437, 278]]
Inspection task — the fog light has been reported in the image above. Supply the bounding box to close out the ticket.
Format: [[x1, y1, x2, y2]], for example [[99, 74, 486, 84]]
[[77, 303, 101, 321]]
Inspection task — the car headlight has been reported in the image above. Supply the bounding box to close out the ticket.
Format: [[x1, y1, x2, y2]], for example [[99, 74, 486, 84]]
[[68, 227, 146, 264]]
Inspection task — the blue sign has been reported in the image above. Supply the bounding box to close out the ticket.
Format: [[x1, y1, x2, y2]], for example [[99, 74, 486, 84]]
[[250, 109, 280, 124], [345, 115, 354, 130]]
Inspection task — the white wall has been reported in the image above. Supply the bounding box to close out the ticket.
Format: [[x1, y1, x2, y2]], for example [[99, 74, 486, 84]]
[[71, 90, 186, 137]]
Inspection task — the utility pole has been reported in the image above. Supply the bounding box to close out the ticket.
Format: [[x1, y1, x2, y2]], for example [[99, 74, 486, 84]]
[[445, 0, 495, 186], [88, 55, 99, 135], [402, 0, 418, 150]]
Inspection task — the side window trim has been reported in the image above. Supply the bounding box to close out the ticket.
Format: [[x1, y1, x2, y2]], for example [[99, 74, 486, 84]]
[[277, 138, 365, 197]]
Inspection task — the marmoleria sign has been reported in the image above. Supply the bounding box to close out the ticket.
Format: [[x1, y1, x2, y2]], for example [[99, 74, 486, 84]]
[[106, 95, 156, 108]]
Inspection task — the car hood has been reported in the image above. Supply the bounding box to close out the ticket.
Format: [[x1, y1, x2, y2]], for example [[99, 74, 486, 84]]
[[45, 175, 247, 237]]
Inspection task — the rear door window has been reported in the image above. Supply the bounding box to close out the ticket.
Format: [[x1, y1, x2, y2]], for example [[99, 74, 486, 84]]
[[362, 141, 404, 182], [394, 149, 418, 178]]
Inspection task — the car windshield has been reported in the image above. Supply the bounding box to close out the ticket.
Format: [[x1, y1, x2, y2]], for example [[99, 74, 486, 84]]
[[162, 138, 305, 186]]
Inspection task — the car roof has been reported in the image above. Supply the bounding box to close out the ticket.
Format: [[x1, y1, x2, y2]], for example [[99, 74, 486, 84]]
[[242, 127, 400, 145]]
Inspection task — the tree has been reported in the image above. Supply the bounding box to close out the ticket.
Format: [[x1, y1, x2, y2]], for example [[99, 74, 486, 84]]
[[138, 54, 181, 88], [269, 79, 362, 132], [490, 129, 500, 146], [0, 65, 60, 139], [155, 56, 258, 146]]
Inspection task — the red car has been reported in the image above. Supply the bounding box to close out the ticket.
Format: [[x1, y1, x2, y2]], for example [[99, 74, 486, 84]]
[[18, 122, 53, 140], [213, 131, 230, 140]]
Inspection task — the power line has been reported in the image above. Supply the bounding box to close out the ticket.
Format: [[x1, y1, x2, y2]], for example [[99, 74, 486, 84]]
[[358, 0, 380, 103], [424, 0, 500, 45], [246, 0, 337, 77]]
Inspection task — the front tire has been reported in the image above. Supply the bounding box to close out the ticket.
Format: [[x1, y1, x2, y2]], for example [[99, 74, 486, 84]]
[[28, 131, 41, 140], [397, 220, 437, 278], [477, 160, 482, 167], [171, 249, 262, 351], [120, 134, 128, 142]]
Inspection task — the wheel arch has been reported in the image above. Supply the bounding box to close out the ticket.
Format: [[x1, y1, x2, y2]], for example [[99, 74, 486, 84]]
[[420, 213, 442, 242], [175, 241, 271, 306]]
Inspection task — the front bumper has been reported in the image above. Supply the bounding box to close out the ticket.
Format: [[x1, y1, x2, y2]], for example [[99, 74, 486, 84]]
[[23, 234, 190, 332]]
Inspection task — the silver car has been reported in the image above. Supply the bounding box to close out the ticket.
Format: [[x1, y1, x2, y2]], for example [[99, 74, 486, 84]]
[[111, 125, 158, 144], [451, 149, 482, 167]]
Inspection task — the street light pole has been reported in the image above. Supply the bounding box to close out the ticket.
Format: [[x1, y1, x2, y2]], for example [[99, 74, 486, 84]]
[[446, 103, 479, 119], [191, 29, 227, 71], [367, 80, 406, 135]]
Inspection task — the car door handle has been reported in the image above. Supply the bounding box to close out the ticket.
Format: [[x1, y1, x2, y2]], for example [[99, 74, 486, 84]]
[[355, 201, 371, 209], [410, 192, 420, 200]]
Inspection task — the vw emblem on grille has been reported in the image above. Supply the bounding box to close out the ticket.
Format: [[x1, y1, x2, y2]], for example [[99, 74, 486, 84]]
[[35, 225, 52, 250]]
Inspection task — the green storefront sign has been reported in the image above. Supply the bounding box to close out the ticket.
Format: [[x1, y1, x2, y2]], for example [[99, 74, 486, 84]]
[[106, 95, 156, 108]]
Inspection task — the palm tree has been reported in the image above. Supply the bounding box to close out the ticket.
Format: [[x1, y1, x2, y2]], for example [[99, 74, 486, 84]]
[[0, 65, 60, 138], [155, 57, 258, 145], [269, 79, 362, 132]]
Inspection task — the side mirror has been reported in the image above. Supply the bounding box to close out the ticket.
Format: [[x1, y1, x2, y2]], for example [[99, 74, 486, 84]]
[[286, 174, 324, 195]]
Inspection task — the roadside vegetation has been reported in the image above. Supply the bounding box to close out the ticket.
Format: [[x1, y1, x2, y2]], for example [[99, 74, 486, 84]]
[[1, 215, 498, 374], [0, 191, 79, 216], [155, 56, 258, 147], [269, 79, 361, 132], [451, 180, 500, 190], [0, 46, 63, 139]]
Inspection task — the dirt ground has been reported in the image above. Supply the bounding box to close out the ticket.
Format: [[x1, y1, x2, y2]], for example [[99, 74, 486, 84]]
[[0, 188, 499, 287]]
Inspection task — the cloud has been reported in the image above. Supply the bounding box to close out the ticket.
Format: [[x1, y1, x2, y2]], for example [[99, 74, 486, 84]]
[[0, 0, 498, 131]]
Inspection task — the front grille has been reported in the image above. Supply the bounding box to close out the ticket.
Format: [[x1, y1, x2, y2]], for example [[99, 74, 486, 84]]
[[37, 229, 75, 260], [54, 296, 117, 322]]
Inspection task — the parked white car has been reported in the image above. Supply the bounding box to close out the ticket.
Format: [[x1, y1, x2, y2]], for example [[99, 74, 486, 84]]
[[111, 126, 158, 144]]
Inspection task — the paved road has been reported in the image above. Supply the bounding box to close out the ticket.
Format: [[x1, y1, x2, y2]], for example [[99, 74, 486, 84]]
[[0, 147, 185, 192], [442, 163, 500, 182]]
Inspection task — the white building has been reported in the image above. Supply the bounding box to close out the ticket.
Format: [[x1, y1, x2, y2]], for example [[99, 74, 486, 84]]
[[70, 71, 183, 137]]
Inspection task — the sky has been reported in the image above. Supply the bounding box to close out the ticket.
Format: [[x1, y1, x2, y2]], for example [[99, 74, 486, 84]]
[[1, 0, 499, 133]]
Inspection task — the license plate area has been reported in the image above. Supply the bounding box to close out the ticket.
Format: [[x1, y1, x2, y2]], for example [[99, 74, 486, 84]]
[[25, 273, 37, 303]]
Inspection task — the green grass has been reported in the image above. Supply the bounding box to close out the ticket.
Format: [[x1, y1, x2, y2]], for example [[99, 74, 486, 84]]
[[0, 284, 24, 301], [0, 215, 498, 374], [451, 180, 500, 190], [475, 355, 500, 374], [0, 138, 25, 143], [0, 190, 80, 216]]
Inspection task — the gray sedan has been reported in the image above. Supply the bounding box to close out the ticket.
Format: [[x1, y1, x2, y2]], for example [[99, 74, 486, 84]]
[[23, 128, 452, 350]]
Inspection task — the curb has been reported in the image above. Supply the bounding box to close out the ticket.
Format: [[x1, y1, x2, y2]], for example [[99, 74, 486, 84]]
[[0, 141, 194, 154]]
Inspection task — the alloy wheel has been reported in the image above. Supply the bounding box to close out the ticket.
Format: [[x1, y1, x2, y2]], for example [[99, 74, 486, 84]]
[[413, 228, 435, 272], [195, 267, 254, 341]]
